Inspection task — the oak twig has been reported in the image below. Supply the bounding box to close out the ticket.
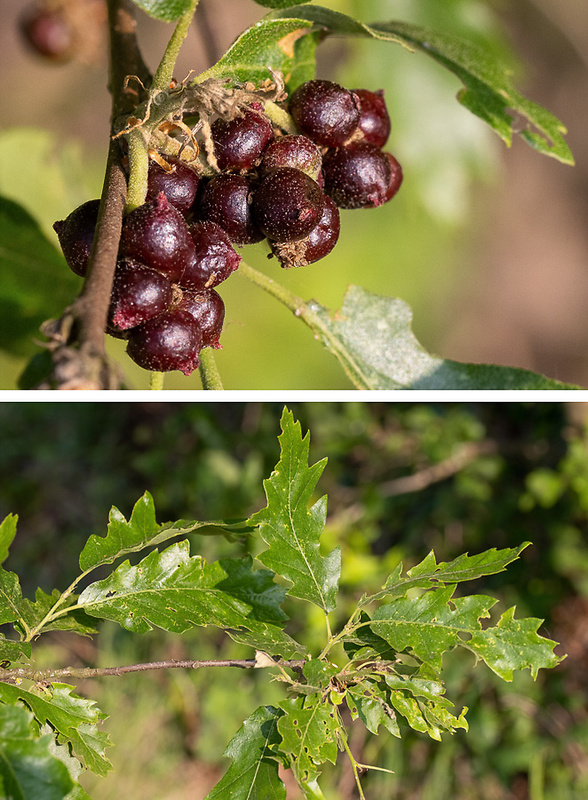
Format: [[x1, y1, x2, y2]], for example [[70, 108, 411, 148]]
[[0, 657, 306, 684]]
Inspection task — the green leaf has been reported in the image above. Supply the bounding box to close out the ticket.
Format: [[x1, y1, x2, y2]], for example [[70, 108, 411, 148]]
[[0, 567, 24, 626], [467, 606, 562, 680], [250, 408, 341, 613], [0, 196, 78, 358], [79, 491, 249, 572], [0, 682, 111, 776], [131, 0, 193, 22], [301, 658, 338, 692], [0, 514, 17, 564], [79, 543, 291, 643], [278, 695, 339, 785], [0, 703, 75, 800], [384, 674, 468, 740], [16, 589, 98, 639], [204, 705, 286, 800], [363, 544, 531, 605], [227, 625, 306, 660], [306, 286, 579, 390], [195, 18, 318, 89], [44, 729, 92, 800], [0, 636, 31, 662], [347, 681, 400, 738], [268, 6, 573, 164], [78, 492, 161, 571], [370, 586, 497, 672]]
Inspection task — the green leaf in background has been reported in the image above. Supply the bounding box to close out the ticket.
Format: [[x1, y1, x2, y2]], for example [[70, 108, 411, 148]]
[[195, 18, 319, 89], [0, 515, 17, 565], [268, 6, 573, 164], [0, 636, 31, 663], [78, 543, 288, 637], [278, 694, 339, 785], [250, 408, 341, 614], [0, 682, 111, 776], [131, 0, 193, 22], [79, 491, 249, 572], [308, 286, 580, 389], [0, 197, 77, 358], [467, 606, 562, 680], [0, 704, 75, 800], [203, 705, 286, 800], [16, 588, 98, 639]]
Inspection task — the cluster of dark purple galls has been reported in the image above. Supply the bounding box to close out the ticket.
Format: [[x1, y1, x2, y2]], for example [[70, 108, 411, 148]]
[[54, 79, 403, 375]]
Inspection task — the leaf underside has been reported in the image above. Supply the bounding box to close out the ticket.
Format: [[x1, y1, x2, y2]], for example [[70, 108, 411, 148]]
[[307, 287, 580, 390]]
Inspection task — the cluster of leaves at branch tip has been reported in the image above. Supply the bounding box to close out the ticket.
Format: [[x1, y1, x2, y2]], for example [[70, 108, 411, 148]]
[[0, 407, 564, 799]]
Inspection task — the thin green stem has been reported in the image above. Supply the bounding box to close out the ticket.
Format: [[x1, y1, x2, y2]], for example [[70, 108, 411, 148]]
[[324, 612, 333, 643], [26, 573, 89, 642], [125, 127, 150, 212], [152, 0, 200, 93], [125, 1, 198, 213], [150, 371, 165, 390], [263, 100, 297, 133], [319, 609, 365, 660], [339, 732, 367, 800], [199, 348, 224, 390], [239, 260, 305, 314], [238, 262, 371, 389]]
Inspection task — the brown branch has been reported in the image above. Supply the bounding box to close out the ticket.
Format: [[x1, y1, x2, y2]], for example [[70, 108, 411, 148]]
[[328, 440, 499, 527], [39, 0, 151, 389], [379, 440, 498, 497], [0, 657, 306, 684]]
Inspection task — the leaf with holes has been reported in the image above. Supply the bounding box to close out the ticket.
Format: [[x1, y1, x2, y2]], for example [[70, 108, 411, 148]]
[[249, 408, 340, 614], [78, 544, 303, 656], [370, 586, 497, 672], [467, 606, 562, 680], [278, 694, 339, 786]]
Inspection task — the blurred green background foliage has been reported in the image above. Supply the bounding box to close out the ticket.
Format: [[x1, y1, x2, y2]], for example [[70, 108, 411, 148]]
[[1, 401, 587, 798]]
